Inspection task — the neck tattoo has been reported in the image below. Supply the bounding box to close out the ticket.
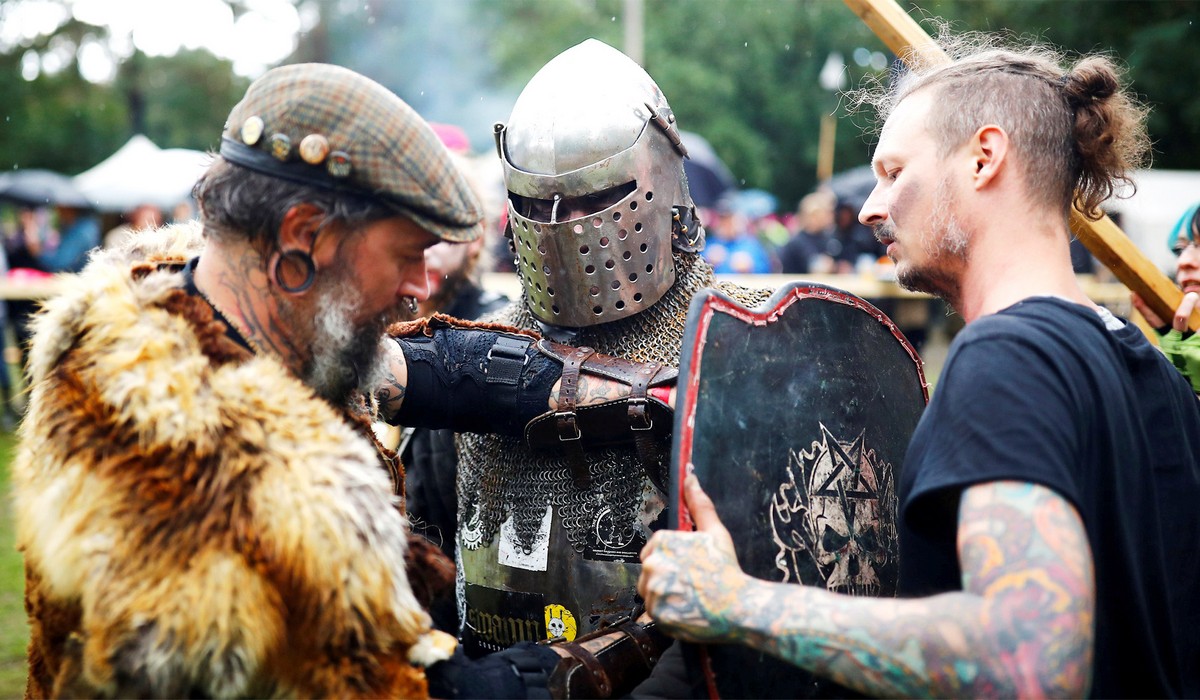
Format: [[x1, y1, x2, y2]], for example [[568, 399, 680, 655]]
[[196, 286, 269, 357]]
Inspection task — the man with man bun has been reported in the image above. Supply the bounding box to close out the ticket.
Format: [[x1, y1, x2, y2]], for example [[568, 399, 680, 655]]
[[640, 32, 1200, 698]]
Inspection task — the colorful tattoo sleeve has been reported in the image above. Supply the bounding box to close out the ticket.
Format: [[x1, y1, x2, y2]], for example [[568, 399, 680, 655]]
[[643, 480, 1095, 698]]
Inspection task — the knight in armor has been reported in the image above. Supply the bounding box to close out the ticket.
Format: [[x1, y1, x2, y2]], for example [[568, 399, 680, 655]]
[[453, 39, 776, 696]]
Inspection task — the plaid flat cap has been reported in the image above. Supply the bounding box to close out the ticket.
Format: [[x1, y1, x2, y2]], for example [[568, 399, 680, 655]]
[[220, 63, 482, 242]]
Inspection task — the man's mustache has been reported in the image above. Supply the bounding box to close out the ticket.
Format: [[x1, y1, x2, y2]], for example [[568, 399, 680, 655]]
[[874, 223, 895, 244]]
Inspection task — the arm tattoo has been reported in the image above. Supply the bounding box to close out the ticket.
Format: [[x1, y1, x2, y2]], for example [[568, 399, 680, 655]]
[[574, 374, 627, 406], [376, 377, 406, 421], [375, 340, 408, 422], [667, 481, 1095, 698]]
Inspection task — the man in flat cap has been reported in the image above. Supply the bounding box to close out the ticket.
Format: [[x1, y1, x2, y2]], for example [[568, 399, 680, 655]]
[[13, 62, 671, 699]]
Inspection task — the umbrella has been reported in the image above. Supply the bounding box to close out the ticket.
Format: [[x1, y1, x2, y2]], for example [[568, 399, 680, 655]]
[[825, 164, 877, 212], [74, 134, 210, 212], [680, 130, 736, 209], [0, 169, 92, 208]]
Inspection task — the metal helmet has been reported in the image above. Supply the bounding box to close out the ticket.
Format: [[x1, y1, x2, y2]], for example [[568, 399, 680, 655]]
[[495, 39, 702, 328]]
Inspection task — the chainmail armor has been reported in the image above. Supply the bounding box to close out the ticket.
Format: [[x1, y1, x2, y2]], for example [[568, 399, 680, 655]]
[[457, 252, 773, 553]]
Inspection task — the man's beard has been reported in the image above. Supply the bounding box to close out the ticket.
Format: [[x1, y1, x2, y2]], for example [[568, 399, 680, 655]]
[[298, 281, 403, 407], [890, 175, 970, 307]]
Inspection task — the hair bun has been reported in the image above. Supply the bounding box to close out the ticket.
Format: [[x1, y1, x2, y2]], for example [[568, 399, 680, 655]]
[[1063, 57, 1119, 107]]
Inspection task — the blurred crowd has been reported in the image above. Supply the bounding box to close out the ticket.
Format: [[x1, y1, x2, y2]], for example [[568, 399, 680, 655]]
[[699, 187, 887, 276], [0, 199, 196, 423]]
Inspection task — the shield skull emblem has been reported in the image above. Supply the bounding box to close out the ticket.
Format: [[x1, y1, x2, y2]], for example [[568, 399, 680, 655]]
[[669, 282, 927, 698]]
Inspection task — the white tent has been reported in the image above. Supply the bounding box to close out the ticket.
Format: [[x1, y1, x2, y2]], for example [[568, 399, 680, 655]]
[[74, 134, 211, 213]]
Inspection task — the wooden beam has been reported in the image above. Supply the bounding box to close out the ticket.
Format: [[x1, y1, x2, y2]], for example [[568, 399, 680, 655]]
[[842, 0, 1198, 331]]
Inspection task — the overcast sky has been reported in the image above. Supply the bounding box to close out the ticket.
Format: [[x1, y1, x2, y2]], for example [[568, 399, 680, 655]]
[[0, 0, 306, 81]]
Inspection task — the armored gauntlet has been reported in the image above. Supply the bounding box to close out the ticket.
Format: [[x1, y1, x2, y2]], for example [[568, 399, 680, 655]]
[[540, 612, 673, 699]]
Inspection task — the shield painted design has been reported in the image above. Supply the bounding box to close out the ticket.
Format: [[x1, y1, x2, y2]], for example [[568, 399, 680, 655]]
[[669, 282, 928, 698]]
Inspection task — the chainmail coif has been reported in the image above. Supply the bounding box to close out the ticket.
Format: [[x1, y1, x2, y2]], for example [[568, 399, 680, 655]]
[[457, 251, 773, 553]]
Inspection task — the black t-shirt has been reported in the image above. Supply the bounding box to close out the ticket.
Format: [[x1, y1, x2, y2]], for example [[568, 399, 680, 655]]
[[898, 297, 1200, 698]]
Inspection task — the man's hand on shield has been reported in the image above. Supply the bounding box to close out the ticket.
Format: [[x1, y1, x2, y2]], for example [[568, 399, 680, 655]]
[[638, 473, 749, 643]]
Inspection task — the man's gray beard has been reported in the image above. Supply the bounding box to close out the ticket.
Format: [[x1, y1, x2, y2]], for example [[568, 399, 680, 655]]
[[302, 283, 392, 407], [895, 176, 970, 306]]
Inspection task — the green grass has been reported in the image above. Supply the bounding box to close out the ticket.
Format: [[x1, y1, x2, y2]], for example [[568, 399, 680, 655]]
[[0, 428, 28, 698]]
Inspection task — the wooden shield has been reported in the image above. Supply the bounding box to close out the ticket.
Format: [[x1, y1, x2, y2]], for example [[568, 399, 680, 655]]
[[669, 282, 928, 698]]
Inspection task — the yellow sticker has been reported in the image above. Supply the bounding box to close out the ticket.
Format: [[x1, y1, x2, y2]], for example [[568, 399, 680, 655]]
[[544, 604, 577, 642]]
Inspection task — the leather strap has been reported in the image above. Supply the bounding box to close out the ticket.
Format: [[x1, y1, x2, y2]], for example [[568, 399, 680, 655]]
[[629, 360, 665, 486], [556, 345, 596, 486], [616, 617, 662, 669], [558, 640, 612, 698]]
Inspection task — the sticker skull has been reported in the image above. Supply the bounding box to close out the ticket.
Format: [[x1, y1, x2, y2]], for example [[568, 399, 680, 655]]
[[544, 604, 578, 642], [770, 422, 897, 596]]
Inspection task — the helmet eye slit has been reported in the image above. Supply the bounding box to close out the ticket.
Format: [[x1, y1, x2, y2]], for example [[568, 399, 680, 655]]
[[510, 182, 637, 223]]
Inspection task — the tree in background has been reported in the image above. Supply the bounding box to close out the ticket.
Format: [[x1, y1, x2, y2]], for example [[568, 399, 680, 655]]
[[1, 0, 1197, 206], [0, 12, 126, 174], [114, 49, 249, 154], [481, 0, 1199, 212], [479, 0, 885, 213], [0, 2, 249, 174]]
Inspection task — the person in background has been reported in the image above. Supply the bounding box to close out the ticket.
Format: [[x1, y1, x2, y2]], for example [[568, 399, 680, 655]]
[[0, 220, 15, 428], [103, 202, 165, 249], [39, 204, 101, 272], [171, 199, 196, 224], [400, 146, 510, 633], [831, 198, 885, 273], [1132, 202, 1200, 393], [6, 204, 100, 363], [702, 196, 773, 274], [778, 190, 838, 274]]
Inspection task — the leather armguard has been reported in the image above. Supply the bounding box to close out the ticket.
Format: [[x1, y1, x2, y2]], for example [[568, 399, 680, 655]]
[[541, 613, 672, 699], [525, 339, 676, 489], [525, 339, 676, 449], [389, 315, 677, 472]]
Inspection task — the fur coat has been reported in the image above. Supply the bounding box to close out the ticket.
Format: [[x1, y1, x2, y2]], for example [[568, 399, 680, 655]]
[[13, 224, 450, 698]]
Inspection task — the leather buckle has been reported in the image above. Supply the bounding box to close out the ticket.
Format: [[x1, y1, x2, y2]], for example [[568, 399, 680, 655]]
[[628, 397, 653, 431], [555, 411, 582, 441]]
